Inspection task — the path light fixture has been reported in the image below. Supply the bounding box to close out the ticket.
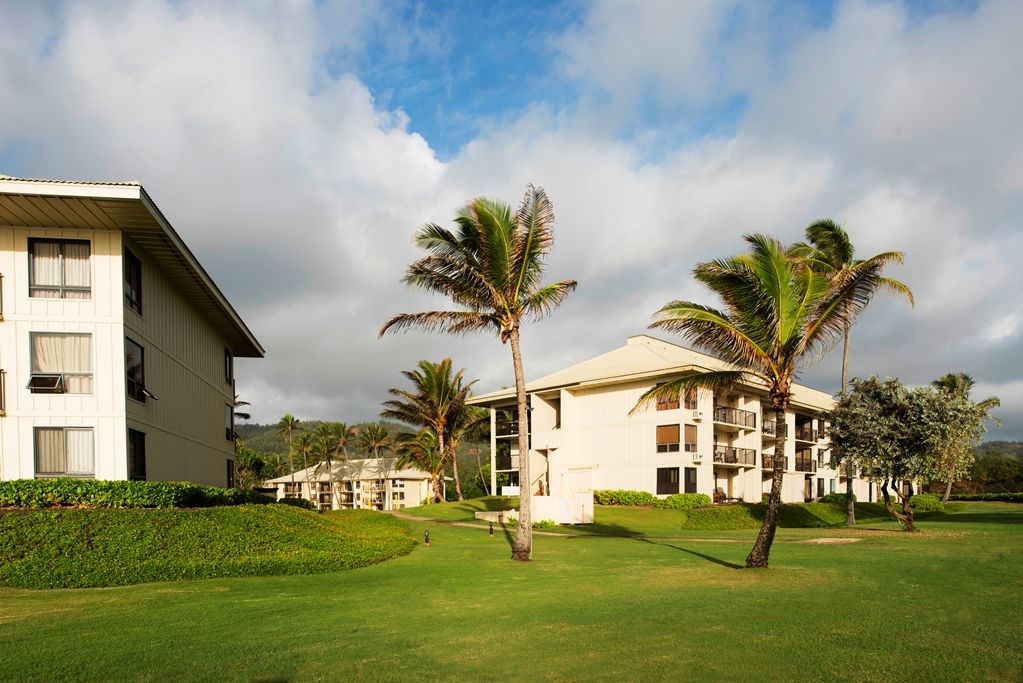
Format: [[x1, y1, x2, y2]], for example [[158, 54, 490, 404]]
[[489, 521, 494, 537], [424, 529, 431, 546]]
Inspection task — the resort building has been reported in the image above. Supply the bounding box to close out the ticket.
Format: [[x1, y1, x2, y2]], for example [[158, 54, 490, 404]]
[[0, 175, 264, 486], [266, 457, 433, 511], [469, 335, 876, 508]]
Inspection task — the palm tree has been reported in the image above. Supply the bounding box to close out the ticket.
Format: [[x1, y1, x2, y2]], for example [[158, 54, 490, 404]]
[[291, 432, 316, 504], [932, 372, 1000, 501], [274, 414, 302, 484], [358, 423, 394, 458], [791, 219, 914, 526], [380, 359, 475, 501], [380, 185, 576, 562], [233, 393, 251, 422], [395, 430, 445, 503], [634, 234, 872, 568], [313, 422, 358, 509]]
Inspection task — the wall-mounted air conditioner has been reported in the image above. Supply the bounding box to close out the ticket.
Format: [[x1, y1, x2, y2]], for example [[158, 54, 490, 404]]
[[692, 410, 704, 421]]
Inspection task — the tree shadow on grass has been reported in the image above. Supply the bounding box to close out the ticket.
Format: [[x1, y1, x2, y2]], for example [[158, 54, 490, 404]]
[[636, 538, 744, 569]]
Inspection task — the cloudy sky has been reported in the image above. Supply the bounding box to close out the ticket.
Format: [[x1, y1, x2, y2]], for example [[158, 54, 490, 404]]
[[1, 0, 1020, 439]]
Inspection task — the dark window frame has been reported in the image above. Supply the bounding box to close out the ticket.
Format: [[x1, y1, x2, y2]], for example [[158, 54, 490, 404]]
[[226, 459, 235, 488], [225, 403, 234, 441], [125, 337, 146, 403], [124, 247, 142, 314], [657, 467, 680, 495], [128, 429, 147, 481], [684, 466, 697, 494], [28, 238, 92, 299], [224, 348, 234, 385]]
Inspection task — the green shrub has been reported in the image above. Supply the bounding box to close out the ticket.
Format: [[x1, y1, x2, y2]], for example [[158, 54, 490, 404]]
[[948, 492, 1023, 503], [681, 502, 894, 530], [532, 519, 557, 529], [275, 497, 316, 510], [0, 505, 416, 589], [819, 492, 856, 504], [593, 490, 658, 506], [908, 493, 944, 511], [655, 493, 712, 510], [0, 479, 273, 509]]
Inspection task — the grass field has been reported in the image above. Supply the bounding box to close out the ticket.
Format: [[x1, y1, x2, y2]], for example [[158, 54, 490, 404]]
[[1, 502, 1021, 681]]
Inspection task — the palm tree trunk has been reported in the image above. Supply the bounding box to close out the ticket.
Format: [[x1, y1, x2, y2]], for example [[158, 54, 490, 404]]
[[841, 321, 856, 527], [435, 427, 447, 504], [451, 446, 464, 501], [509, 326, 532, 562], [747, 405, 786, 568]]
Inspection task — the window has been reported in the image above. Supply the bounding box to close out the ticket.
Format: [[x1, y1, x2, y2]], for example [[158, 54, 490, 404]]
[[29, 239, 91, 299], [35, 427, 94, 478], [226, 459, 235, 488], [683, 424, 697, 452], [657, 467, 680, 495], [655, 384, 679, 411], [126, 337, 146, 403], [684, 467, 697, 494], [225, 403, 234, 441], [224, 349, 233, 385], [829, 479, 836, 494], [124, 248, 142, 314], [817, 478, 825, 498], [818, 450, 828, 468], [683, 389, 697, 411], [29, 333, 93, 394], [128, 429, 146, 481], [656, 424, 680, 452]]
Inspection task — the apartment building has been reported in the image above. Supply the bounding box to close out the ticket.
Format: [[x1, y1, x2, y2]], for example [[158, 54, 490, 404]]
[[267, 457, 433, 511], [0, 175, 263, 486], [469, 335, 876, 508]]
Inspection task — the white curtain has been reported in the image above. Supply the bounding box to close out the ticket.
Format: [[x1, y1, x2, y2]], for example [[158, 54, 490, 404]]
[[64, 429, 94, 475], [62, 242, 91, 299], [30, 241, 61, 298], [32, 333, 93, 393], [35, 428, 64, 473]]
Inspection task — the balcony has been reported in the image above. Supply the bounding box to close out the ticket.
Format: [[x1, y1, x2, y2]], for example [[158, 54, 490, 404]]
[[794, 425, 817, 442], [713, 405, 757, 429], [794, 456, 817, 473], [713, 445, 756, 467], [762, 454, 784, 470], [495, 419, 520, 437], [762, 420, 787, 438]]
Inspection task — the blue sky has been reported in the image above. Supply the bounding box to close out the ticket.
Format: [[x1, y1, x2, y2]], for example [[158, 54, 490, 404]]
[[0, 0, 1019, 439]]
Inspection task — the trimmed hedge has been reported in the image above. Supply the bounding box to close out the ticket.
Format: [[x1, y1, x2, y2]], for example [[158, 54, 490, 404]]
[[0, 478, 274, 509], [656, 493, 712, 510], [908, 493, 944, 511], [680, 502, 893, 530], [0, 505, 416, 589], [818, 492, 856, 505], [948, 492, 1023, 503], [593, 490, 658, 506], [275, 496, 316, 510]]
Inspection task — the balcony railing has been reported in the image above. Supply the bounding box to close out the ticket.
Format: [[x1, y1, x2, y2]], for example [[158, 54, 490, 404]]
[[794, 425, 817, 442], [762, 420, 787, 437], [794, 457, 817, 473], [714, 405, 757, 429], [762, 454, 784, 470], [713, 445, 757, 466], [495, 419, 520, 437]]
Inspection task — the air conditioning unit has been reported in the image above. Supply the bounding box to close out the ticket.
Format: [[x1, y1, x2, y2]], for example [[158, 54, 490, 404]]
[[692, 410, 704, 421], [691, 453, 702, 463]]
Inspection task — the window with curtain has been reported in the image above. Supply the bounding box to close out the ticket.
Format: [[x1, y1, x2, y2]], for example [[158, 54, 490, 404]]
[[657, 467, 680, 495], [683, 389, 697, 410], [683, 424, 698, 452], [35, 427, 94, 477], [656, 424, 680, 452], [29, 239, 91, 299], [125, 338, 145, 403], [30, 333, 93, 394]]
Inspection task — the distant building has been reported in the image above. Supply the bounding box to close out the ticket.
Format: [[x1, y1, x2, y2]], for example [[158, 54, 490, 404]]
[[469, 335, 878, 509], [0, 175, 264, 486], [266, 457, 433, 511]]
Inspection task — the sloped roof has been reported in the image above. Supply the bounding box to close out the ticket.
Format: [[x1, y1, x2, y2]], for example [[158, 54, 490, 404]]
[[0, 175, 263, 357], [469, 334, 835, 409], [265, 457, 432, 484]]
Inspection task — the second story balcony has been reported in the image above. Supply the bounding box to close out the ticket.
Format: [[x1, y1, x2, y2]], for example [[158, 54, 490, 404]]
[[794, 456, 817, 473], [713, 405, 757, 429], [762, 419, 787, 438], [713, 445, 757, 467], [762, 453, 784, 470], [794, 425, 817, 443]]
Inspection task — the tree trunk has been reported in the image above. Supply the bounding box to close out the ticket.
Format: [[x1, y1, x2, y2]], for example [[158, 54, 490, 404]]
[[841, 322, 856, 527], [451, 445, 464, 501], [941, 480, 953, 504], [509, 327, 532, 562], [746, 405, 786, 568], [431, 474, 443, 504], [436, 424, 447, 504], [880, 479, 917, 532]]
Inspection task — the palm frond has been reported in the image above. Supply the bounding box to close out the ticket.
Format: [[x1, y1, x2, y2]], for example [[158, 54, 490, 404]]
[[629, 371, 747, 415], [379, 310, 496, 337]]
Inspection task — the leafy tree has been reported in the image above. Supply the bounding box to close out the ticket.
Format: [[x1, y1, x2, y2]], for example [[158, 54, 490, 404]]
[[234, 443, 268, 489], [634, 234, 872, 568], [274, 414, 302, 483], [791, 219, 914, 526], [395, 430, 445, 503], [930, 372, 1000, 501], [358, 423, 394, 458], [381, 185, 576, 561]]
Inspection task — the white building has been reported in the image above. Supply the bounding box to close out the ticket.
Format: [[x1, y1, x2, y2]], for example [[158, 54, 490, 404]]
[[0, 175, 263, 486], [266, 457, 434, 511], [470, 335, 877, 507]]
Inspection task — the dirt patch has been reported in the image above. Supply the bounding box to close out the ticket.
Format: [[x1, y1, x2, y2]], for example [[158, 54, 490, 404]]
[[795, 537, 864, 545]]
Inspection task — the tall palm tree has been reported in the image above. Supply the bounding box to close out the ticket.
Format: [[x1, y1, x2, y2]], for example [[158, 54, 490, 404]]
[[358, 423, 394, 458], [380, 185, 576, 562], [291, 432, 316, 505], [635, 234, 872, 568], [274, 414, 302, 484], [380, 359, 475, 501], [233, 394, 251, 422], [313, 422, 358, 509], [791, 219, 914, 526], [395, 430, 445, 503], [932, 372, 1000, 501]]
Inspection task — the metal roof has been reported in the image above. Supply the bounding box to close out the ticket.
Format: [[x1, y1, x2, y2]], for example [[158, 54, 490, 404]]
[[0, 175, 263, 357]]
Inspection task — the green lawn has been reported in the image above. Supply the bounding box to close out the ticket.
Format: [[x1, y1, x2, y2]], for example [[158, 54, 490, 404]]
[[1, 502, 1021, 681]]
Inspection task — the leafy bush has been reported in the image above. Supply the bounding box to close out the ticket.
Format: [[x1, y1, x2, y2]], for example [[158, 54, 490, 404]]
[[532, 519, 557, 529], [908, 493, 944, 511], [0, 479, 273, 509], [948, 492, 1023, 503], [655, 493, 711, 510], [593, 490, 658, 506], [681, 502, 893, 530], [275, 497, 316, 510], [0, 505, 416, 589], [819, 492, 856, 504]]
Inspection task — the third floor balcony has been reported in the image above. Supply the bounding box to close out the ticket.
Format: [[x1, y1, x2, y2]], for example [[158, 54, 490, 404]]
[[713, 405, 757, 429]]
